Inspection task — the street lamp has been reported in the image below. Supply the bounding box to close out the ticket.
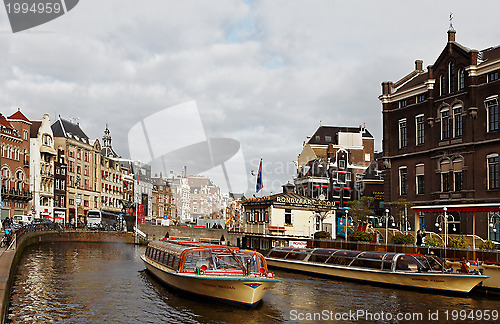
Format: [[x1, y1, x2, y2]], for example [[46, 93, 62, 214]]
[[382, 209, 395, 245], [435, 207, 455, 247], [488, 213, 500, 241]]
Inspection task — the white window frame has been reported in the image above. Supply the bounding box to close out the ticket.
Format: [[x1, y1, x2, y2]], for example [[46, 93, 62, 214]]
[[399, 118, 407, 148], [415, 114, 424, 145]]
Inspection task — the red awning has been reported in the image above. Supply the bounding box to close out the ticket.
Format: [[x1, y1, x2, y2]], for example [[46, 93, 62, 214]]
[[413, 204, 500, 213], [43, 215, 52, 219]]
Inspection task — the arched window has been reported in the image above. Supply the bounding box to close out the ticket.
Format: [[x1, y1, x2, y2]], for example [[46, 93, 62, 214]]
[[440, 74, 447, 96], [458, 68, 465, 90], [440, 108, 450, 139], [440, 160, 451, 192], [449, 62, 455, 92], [453, 158, 463, 191], [452, 105, 463, 137]]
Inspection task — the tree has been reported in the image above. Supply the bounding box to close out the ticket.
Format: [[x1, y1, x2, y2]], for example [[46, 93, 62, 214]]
[[346, 196, 375, 222], [390, 198, 413, 231]]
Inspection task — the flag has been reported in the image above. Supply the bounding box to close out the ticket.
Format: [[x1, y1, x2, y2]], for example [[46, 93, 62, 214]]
[[256, 159, 263, 193]]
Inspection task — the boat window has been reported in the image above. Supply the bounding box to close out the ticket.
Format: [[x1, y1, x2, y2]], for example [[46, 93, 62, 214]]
[[309, 254, 329, 263], [395, 255, 420, 271], [350, 258, 382, 270], [212, 253, 242, 270], [424, 255, 443, 271], [285, 252, 308, 261], [172, 256, 179, 269], [267, 250, 289, 259], [309, 249, 334, 263], [183, 250, 213, 272], [240, 251, 264, 273], [327, 250, 360, 266], [358, 252, 385, 260]]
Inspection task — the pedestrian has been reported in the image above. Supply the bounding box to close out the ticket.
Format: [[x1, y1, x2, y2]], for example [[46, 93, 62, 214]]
[[416, 230, 423, 245]]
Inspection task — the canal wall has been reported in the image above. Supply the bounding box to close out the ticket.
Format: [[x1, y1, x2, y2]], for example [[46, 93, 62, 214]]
[[0, 230, 135, 324], [138, 224, 244, 246]]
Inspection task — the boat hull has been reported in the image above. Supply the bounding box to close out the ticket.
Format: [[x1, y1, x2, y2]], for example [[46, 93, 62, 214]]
[[142, 255, 279, 306], [266, 258, 487, 294]]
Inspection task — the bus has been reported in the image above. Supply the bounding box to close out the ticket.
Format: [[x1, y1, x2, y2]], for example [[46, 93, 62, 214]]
[[86, 210, 118, 230]]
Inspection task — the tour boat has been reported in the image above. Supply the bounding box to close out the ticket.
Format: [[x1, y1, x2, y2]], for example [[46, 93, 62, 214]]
[[141, 239, 280, 307], [265, 247, 488, 294]]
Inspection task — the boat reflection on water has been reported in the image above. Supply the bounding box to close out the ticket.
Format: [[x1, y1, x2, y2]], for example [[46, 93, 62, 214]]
[[266, 247, 488, 294]]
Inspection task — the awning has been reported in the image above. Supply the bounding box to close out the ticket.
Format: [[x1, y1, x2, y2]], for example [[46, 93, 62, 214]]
[[43, 215, 53, 219], [40, 146, 57, 155], [412, 203, 500, 213]]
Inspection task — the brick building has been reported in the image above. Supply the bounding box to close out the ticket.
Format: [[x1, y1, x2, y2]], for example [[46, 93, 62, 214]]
[[380, 27, 500, 241], [0, 109, 32, 220]]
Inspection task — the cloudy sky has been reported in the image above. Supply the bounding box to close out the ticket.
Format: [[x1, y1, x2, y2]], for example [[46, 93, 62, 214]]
[[1, 0, 500, 196]]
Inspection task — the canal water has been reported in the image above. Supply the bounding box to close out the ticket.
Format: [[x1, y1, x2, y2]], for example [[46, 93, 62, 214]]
[[7, 243, 500, 323]]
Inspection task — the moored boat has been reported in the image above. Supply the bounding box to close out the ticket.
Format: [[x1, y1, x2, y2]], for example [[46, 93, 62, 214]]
[[266, 247, 488, 294], [141, 239, 280, 307]]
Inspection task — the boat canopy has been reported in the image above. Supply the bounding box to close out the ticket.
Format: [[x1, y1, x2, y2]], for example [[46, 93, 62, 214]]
[[267, 247, 443, 272], [147, 240, 268, 275]]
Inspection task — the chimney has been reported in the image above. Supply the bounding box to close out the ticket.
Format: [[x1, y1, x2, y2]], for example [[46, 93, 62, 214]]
[[448, 28, 456, 42], [282, 182, 295, 194], [415, 60, 423, 72], [381, 81, 393, 95]]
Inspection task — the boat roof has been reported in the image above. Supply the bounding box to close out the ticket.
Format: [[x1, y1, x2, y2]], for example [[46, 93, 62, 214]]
[[269, 246, 412, 259], [149, 239, 243, 255]]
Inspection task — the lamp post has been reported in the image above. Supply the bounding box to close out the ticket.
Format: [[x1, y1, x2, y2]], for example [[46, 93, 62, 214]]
[[345, 209, 348, 243], [435, 207, 455, 248], [385, 209, 389, 245]]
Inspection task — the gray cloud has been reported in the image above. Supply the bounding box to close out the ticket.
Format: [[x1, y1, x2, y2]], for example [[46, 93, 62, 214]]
[[1, 0, 500, 195]]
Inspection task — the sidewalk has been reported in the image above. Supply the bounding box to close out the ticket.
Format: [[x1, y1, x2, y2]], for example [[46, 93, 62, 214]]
[[0, 246, 15, 324]]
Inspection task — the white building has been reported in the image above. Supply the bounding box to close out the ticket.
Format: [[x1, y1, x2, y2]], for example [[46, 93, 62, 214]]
[[29, 114, 57, 220], [168, 171, 191, 224], [242, 184, 335, 250]]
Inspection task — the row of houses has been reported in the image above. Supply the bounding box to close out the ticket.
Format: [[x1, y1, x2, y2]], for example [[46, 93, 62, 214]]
[[0, 111, 176, 224]]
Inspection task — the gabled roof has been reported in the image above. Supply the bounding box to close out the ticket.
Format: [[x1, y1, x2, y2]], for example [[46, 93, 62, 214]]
[[8, 109, 31, 123], [0, 114, 15, 130], [30, 121, 42, 138], [51, 117, 91, 144], [480, 45, 500, 62], [307, 126, 373, 145]]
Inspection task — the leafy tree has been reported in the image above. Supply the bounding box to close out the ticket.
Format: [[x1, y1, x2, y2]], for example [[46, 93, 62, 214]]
[[346, 196, 375, 222]]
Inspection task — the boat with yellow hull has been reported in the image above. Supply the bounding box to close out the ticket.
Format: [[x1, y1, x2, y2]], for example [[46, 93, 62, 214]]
[[142, 240, 279, 307], [266, 247, 487, 294]]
